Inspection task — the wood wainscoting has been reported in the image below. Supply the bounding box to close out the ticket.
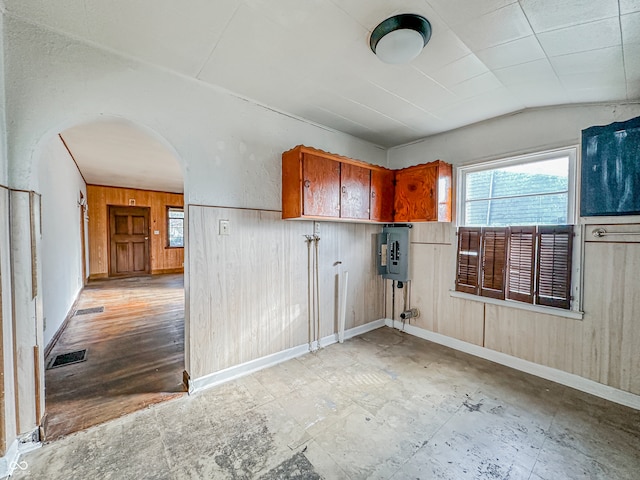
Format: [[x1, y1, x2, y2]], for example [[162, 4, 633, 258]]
[[87, 185, 184, 279]]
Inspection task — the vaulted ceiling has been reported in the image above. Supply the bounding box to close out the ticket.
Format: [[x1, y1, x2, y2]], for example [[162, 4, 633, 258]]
[[6, 0, 640, 148]]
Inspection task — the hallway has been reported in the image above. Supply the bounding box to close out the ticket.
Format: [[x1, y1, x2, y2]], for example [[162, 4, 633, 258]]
[[43, 274, 186, 441]]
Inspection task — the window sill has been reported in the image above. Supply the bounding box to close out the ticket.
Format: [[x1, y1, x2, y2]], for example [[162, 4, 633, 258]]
[[165, 246, 184, 250], [449, 290, 584, 320]]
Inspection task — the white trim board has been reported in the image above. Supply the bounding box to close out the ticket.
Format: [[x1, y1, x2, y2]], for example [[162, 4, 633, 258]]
[[385, 319, 640, 411], [0, 433, 41, 479], [189, 319, 386, 394]]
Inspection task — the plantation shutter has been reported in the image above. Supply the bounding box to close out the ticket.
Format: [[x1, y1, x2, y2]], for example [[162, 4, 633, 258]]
[[536, 225, 573, 309], [480, 228, 507, 299], [456, 227, 481, 294], [507, 226, 536, 303]]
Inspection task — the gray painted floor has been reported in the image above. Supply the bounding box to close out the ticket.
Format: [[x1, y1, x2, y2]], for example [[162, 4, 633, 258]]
[[10, 327, 640, 479]]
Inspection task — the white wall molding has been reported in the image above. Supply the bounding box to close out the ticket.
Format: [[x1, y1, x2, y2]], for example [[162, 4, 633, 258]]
[[189, 319, 386, 395], [385, 319, 640, 411], [0, 439, 18, 478], [0, 432, 41, 479]]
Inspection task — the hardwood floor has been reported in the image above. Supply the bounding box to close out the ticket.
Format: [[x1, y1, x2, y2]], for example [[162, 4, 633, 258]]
[[44, 274, 186, 441]]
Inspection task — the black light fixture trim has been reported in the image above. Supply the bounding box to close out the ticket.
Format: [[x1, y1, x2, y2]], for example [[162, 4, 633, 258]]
[[369, 14, 432, 54]]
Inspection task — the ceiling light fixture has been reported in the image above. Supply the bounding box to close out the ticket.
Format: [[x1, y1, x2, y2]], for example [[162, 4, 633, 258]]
[[370, 14, 432, 64]]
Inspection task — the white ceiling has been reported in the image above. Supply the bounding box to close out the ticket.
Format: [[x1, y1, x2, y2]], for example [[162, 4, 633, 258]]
[[7, 0, 640, 148], [61, 118, 184, 193]]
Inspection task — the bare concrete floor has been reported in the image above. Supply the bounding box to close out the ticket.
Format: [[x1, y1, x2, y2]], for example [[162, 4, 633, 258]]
[[10, 327, 640, 479]]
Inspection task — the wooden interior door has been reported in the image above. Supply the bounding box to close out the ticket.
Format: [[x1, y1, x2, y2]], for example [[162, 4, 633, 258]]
[[340, 163, 371, 219], [109, 206, 150, 277]]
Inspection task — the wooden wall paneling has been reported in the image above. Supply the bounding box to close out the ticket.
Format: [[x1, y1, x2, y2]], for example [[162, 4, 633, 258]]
[[9, 191, 38, 433], [0, 187, 8, 455], [0, 187, 17, 453], [484, 304, 584, 375], [411, 222, 452, 245], [188, 206, 310, 378], [582, 240, 640, 394], [30, 193, 45, 425], [316, 222, 341, 339], [318, 223, 384, 337], [87, 185, 184, 278], [406, 242, 484, 345]]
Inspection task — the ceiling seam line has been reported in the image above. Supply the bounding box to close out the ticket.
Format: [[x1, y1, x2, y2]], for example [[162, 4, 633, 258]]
[[194, 2, 243, 79], [516, 0, 568, 97], [617, 0, 629, 100]]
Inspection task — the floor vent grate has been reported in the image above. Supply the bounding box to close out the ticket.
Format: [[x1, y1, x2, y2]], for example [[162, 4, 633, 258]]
[[47, 349, 88, 369], [75, 306, 104, 316]]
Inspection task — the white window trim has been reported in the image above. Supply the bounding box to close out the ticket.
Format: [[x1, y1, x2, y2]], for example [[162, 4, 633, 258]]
[[454, 146, 583, 315]]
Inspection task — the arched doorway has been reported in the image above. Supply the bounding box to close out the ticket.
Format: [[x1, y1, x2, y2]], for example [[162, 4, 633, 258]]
[[36, 116, 187, 440]]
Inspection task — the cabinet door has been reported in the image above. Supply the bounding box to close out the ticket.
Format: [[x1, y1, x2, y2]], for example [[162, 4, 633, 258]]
[[341, 163, 371, 219], [302, 153, 340, 217], [370, 169, 394, 222], [394, 164, 437, 222]]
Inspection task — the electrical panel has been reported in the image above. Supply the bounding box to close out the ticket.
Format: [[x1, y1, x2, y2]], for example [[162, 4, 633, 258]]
[[376, 226, 410, 281]]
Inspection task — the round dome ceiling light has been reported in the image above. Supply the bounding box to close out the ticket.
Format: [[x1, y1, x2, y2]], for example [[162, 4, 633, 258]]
[[370, 14, 432, 64]]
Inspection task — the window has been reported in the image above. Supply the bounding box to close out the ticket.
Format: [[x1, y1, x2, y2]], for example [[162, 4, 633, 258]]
[[167, 207, 184, 248], [455, 148, 578, 311], [458, 148, 576, 227]]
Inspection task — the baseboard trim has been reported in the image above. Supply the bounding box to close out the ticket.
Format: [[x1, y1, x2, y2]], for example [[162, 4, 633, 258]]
[[0, 439, 18, 478], [189, 319, 386, 395], [151, 268, 184, 275], [44, 289, 82, 358], [88, 273, 108, 280], [386, 319, 640, 411], [0, 430, 41, 479]]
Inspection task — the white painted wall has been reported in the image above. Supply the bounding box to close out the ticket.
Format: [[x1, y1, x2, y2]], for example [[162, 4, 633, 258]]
[[0, 13, 7, 185], [4, 16, 386, 203], [38, 135, 87, 347]]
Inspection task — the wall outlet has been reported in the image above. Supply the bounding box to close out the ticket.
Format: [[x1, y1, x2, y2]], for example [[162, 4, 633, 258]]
[[219, 219, 230, 235], [154, 230, 160, 235], [314, 222, 320, 235]]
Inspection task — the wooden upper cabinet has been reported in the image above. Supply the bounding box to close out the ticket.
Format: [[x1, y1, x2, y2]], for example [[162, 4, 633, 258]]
[[340, 163, 371, 220], [394, 161, 452, 222], [302, 153, 341, 217], [282, 145, 450, 223], [370, 168, 395, 222]]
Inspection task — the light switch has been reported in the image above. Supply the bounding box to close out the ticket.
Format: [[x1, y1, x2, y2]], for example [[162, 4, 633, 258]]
[[219, 219, 230, 235], [154, 230, 160, 235]]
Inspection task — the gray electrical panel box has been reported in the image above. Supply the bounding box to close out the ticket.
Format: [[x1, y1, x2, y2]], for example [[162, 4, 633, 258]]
[[377, 226, 410, 282]]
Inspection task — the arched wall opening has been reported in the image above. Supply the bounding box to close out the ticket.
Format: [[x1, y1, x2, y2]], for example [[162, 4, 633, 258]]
[[32, 115, 188, 439]]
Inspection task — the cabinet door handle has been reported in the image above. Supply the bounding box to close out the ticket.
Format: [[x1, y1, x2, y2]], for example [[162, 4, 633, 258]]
[[342, 186, 347, 194], [371, 191, 376, 198], [304, 180, 311, 188]]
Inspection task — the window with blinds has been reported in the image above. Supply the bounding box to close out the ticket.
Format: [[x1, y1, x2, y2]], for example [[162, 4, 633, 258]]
[[455, 225, 573, 310]]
